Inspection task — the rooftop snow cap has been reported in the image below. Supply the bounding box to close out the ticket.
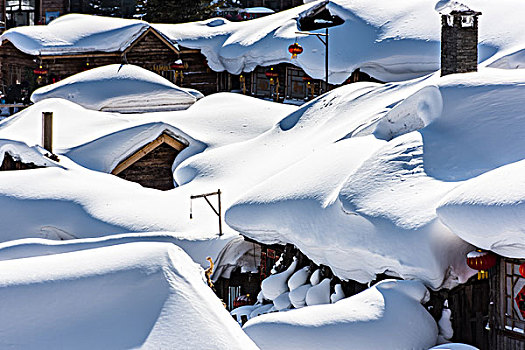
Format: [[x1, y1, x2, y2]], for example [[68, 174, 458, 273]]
[[437, 1, 482, 76]]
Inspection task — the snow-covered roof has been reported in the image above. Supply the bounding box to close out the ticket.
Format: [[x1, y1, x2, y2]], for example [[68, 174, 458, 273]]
[[437, 159, 525, 259], [0, 138, 58, 168], [31, 64, 201, 113], [243, 280, 438, 350], [155, 0, 525, 83], [0, 14, 176, 56], [240, 7, 275, 14], [0, 241, 258, 349]]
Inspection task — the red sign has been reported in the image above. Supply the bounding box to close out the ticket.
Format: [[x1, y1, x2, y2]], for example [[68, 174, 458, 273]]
[[33, 69, 48, 75]]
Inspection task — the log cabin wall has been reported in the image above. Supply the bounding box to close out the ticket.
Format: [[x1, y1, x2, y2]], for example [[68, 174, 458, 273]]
[[41, 0, 68, 16], [125, 31, 178, 72], [115, 143, 180, 191], [179, 47, 218, 95], [0, 152, 41, 170], [0, 40, 35, 88]]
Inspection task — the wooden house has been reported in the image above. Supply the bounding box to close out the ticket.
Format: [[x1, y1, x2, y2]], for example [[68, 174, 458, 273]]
[[111, 131, 187, 191], [0, 18, 180, 102], [0, 151, 42, 170]]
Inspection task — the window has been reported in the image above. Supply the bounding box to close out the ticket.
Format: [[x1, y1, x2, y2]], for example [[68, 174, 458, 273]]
[[502, 259, 525, 334]]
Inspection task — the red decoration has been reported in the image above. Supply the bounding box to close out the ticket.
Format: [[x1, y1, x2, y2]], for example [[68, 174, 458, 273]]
[[265, 70, 278, 78], [233, 294, 253, 309], [466, 250, 497, 271], [520, 263, 525, 278], [288, 43, 303, 59], [170, 62, 184, 70], [33, 68, 48, 75]]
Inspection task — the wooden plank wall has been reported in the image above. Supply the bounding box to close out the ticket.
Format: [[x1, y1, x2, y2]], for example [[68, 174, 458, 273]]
[[116, 143, 179, 191], [126, 31, 178, 72], [179, 48, 218, 95], [448, 276, 491, 349]]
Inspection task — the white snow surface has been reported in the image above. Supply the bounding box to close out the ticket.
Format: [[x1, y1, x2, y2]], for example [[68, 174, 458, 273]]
[[0, 14, 157, 55], [0, 95, 294, 241], [243, 279, 438, 350], [225, 68, 525, 289], [0, 232, 255, 279], [1, 67, 525, 292], [437, 159, 525, 258], [155, 0, 525, 83], [0, 138, 58, 168], [0, 241, 258, 349], [31, 64, 200, 112]]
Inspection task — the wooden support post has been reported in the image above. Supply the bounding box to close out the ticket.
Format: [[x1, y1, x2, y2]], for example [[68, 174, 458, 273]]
[[218, 189, 222, 236], [42, 112, 53, 153]]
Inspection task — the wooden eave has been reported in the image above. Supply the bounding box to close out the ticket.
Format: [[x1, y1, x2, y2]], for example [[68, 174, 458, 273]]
[[40, 52, 121, 59], [122, 27, 180, 55], [111, 133, 186, 176]]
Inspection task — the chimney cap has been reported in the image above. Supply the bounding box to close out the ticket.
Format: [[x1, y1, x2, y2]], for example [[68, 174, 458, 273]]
[[435, 0, 481, 16]]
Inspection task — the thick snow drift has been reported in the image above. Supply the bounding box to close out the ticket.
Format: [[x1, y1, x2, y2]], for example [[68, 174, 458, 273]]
[[0, 242, 258, 349], [437, 159, 525, 259], [0, 232, 259, 279], [0, 14, 154, 55], [156, 0, 525, 83], [31, 64, 201, 112], [225, 69, 525, 289], [243, 280, 437, 350]]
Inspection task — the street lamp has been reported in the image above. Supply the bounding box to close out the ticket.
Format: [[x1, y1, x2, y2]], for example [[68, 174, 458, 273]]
[[296, 28, 329, 93]]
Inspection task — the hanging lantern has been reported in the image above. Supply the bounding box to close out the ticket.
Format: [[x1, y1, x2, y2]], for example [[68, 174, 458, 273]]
[[519, 263, 525, 278], [288, 43, 303, 59], [467, 250, 497, 280]]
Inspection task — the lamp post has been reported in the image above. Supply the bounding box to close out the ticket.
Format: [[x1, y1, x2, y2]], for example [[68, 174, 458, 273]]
[[296, 28, 329, 93]]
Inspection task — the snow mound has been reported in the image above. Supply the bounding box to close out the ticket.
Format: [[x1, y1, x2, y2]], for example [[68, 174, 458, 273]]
[[0, 139, 58, 168], [437, 159, 525, 259], [0, 232, 257, 279], [31, 64, 199, 112], [430, 344, 479, 350], [243, 280, 437, 350], [1, 14, 153, 56], [0, 242, 257, 349]]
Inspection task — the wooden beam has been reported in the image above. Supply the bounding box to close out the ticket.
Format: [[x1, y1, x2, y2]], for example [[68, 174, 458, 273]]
[[123, 27, 179, 56], [41, 53, 121, 59], [111, 133, 186, 175]]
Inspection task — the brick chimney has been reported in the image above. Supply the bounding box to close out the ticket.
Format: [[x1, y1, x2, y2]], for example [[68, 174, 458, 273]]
[[440, 9, 482, 76]]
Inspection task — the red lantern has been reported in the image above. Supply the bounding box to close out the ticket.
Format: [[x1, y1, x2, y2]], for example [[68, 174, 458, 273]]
[[288, 43, 303, 59], [519, 263, 525, 278], [467, 250, 497, 279], [467, 250, 497, 270]]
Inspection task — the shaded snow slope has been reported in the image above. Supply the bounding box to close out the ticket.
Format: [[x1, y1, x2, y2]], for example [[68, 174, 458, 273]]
[[0, 242, 258, 349], [243, 280, 437, 350], [437, 159, 525, 259], [0, 233, 257, 277], [156, 0, 525, 83], [225, 68, 525, 289], [31, 64, 200, 112]]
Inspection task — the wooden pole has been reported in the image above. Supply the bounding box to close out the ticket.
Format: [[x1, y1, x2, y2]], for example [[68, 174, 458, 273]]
[[42, 112, 53, 153], [325, 27, 329, 93], [218, 189, 222, 236]]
